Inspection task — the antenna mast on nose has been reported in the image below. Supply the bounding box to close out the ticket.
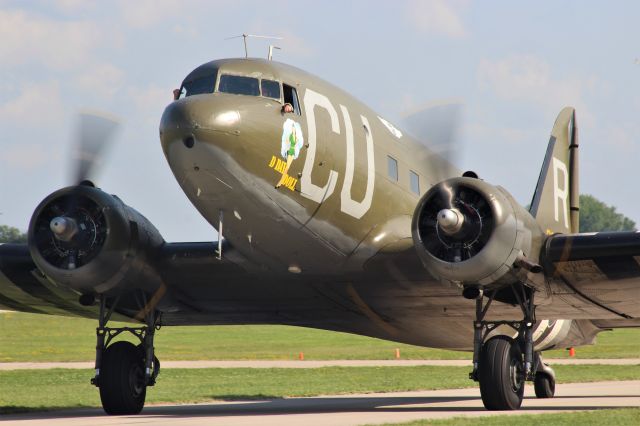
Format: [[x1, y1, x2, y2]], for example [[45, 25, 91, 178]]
[[225, 33, 283, 58]]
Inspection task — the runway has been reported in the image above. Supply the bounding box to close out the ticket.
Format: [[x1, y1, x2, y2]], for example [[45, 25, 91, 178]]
[[2, 380, 639, 426]]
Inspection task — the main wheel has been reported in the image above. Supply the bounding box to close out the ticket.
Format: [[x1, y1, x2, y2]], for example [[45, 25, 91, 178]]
[[534, 372, 555, 398], [99, 341, 147, 415], [478, 336, 525, 410]]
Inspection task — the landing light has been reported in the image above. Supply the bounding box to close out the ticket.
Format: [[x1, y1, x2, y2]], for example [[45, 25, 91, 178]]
[[288, 265, 302, 274]]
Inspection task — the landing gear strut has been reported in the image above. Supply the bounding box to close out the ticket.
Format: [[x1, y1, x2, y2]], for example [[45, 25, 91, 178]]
[[91, 294, 161, 415], [469, 283, 551, 410]]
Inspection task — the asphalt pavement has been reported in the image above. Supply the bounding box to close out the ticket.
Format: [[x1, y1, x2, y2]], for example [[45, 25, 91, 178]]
[[2, 380, 639, 426]]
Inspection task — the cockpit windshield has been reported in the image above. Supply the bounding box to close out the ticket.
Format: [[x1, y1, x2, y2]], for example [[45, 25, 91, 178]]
[[218, 75, 260, 96], [261, 79, 280, 99], [218, 74, 282, 101], [179, 66, 285, 102], [182, 73, 217, 98]]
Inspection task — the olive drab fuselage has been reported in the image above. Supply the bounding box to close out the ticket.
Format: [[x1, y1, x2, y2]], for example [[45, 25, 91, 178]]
[[160, 58, 450, 275]]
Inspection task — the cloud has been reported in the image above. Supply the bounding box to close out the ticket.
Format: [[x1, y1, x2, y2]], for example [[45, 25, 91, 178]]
[[406, 0, 468, 38], [2, 143, 52, 171], [477, 54, 597, 122], [0, 9, 102, 70], [54, 0, 96, 13], [0, 81, 65, 125], [117, 0, 190, 29], [129, 85, 174, 125], [77, 63, 125, 99], [465, 122, 528, 146], [278, 31, 313, 57], [172, 23, 198, 38], [601, 125, 636, 153]]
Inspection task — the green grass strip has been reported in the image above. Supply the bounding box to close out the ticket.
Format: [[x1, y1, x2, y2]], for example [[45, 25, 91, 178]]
[[372, 408, 640, 426], [1, 364, 638, 414], [2, 312, 639, 361]]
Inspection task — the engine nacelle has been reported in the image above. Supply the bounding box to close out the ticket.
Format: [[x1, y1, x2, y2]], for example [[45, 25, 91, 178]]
[[28, 185, 165, 295], [412, 177, 542, 288]]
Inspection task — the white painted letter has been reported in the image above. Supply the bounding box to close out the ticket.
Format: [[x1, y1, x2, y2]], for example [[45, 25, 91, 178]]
[[340, 105, 375, 219], [301, 89, 339, 203], [552, 157, 569, 229]]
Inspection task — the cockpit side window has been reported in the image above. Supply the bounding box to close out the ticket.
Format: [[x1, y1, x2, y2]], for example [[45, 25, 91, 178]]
[[218, 74, 260, 96], [261, 79, 281, 100], [183, 73, 217, 97], [283, 84, 301, 115]]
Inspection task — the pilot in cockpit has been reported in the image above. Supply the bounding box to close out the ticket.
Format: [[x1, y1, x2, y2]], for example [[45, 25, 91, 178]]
[[282, 103, 294, 114]]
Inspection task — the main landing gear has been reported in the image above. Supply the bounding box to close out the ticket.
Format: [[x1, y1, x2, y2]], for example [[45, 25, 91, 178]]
[[91, 294, 161, 415], [468, 283, 556, 410]]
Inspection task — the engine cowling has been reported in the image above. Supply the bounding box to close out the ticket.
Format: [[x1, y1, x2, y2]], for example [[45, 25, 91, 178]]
[[412, 177, 541, 288], [28, 185, 165, 295]]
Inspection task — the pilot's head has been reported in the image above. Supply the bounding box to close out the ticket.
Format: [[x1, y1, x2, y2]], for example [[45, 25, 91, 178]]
[[282, 103, 294, 114]]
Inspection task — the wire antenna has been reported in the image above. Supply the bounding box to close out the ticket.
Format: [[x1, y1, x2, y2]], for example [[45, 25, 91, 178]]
[[225, 33, 283, 58]]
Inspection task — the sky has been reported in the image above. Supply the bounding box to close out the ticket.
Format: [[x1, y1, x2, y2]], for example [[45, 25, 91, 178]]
[[0, 0, 638, 241]]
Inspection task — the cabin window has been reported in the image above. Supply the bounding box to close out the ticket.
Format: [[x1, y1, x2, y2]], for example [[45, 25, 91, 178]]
[[261, 79, 281, 100], [410, 170, 420, 195], [218, 74, 260, 96], [283, 83, 301, 115], [183, 73, 217, 97], [387, 156, 398, 181]]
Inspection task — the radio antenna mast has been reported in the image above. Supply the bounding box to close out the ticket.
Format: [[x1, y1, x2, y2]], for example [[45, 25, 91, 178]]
[[225, 33, 283, 58], [268, 45, 281, 61]]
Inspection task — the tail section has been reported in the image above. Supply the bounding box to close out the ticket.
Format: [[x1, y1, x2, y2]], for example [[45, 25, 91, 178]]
[[529, 107, 579, 234]]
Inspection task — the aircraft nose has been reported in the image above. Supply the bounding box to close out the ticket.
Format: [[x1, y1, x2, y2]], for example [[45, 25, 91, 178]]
[[159, 97, 241, 150], [160, 99, 197, 137]]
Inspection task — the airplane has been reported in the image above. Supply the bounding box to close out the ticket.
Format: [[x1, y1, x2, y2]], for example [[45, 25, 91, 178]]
[[1, 57, 639, 415]]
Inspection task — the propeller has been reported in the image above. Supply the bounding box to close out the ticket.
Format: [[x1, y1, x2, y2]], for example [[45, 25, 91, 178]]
[[71, 111, 120, 185], [34, 192, 108, 270], [416, 181, 494, 263], [401, 101, 463, 185], [31, 111, 120, 270], [402, 101, 478, 250]]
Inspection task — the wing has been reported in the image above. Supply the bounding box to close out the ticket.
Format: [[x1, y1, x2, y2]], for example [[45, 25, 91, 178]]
[[542, 231, 640, 320], [0, 243, 97, 317], [0, 242, 252, 322], [0, 242, 387, 339]]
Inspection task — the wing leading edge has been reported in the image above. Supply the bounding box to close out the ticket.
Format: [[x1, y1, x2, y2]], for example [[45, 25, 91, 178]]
[[542, 231, 640, 319], [0, 241, 252, 321]]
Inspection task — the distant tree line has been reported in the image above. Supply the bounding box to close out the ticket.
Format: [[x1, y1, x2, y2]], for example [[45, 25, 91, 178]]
[[0, 194, 635, 244], [579, 194, 636, 232], [0, 225, 27, 243]]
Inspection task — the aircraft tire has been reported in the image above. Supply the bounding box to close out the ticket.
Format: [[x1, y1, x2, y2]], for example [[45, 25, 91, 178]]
[[99, 341, 146, 415], [478, 336, 524, 410], [534, 372, 555, 398]]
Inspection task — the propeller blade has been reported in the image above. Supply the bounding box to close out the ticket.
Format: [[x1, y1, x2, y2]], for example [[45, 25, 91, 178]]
[[71, 111, 120, 185], [401, 102, 463, 182]]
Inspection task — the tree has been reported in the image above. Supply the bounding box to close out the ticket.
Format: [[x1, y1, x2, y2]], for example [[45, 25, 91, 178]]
[[0, 225, 27, 243], [579, 194, 637, 232]]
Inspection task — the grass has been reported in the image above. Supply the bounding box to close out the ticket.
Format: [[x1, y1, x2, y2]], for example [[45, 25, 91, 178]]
[[1, 312, 639, 362], [1, 364, 639, 414], [372, 408, 640, 426]]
